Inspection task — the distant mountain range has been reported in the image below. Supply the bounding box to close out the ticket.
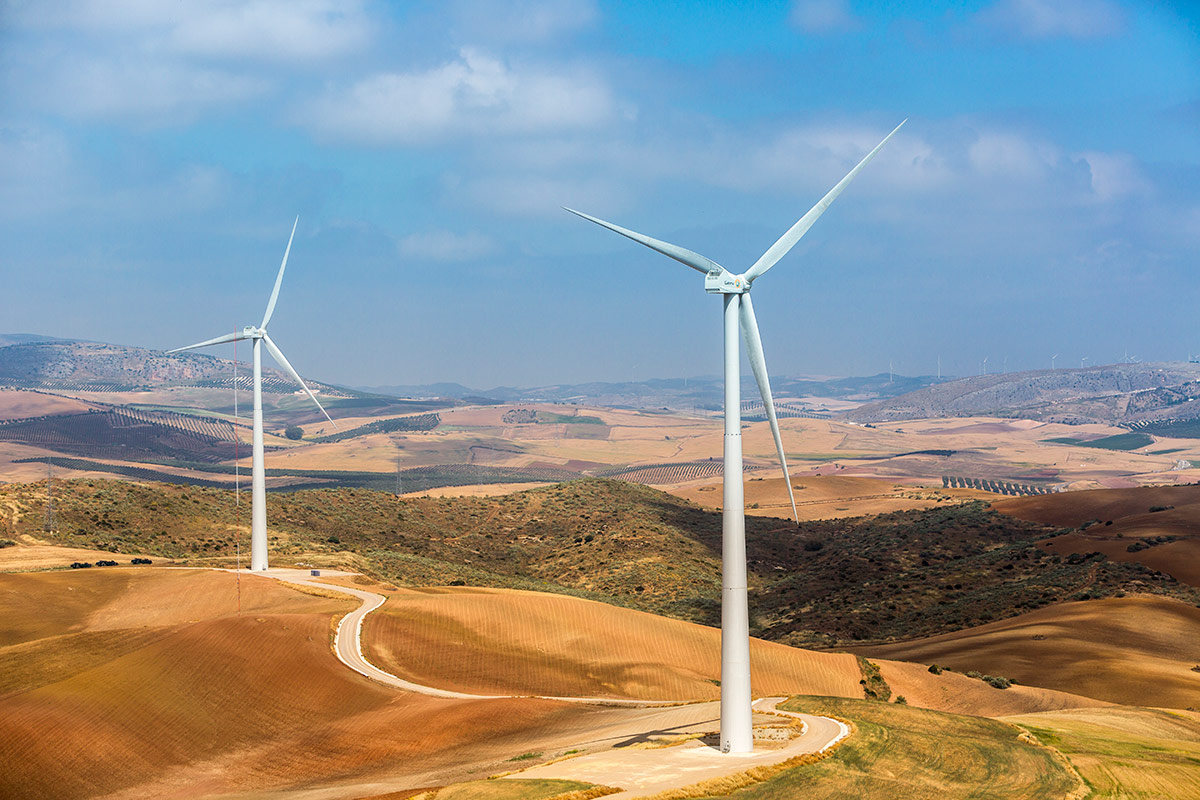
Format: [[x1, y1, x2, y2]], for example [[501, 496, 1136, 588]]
[[10, 334, 1200, 428], [848, 362, 1200, 427], [0, 337, 354, 396]]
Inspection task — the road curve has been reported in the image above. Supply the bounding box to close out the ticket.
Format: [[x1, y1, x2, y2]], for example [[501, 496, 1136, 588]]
[[250, 566, 856, 748]]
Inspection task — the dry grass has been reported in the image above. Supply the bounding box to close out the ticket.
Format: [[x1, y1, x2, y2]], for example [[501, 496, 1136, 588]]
[[362, 586, 863, 701], [407, 780, 619, 800], [856, 596, 1200, 709], [671, 474, 993, 520], [996, 484, 1200, 585], [1007, 707, 1200, 799], [634, 737, 852, 800], [0, 390, 96, 419], [0, 569, 616, 800], [871, 659, 1110, 717], [0, 543, 161, 573], [684, 695, 1082, 799]]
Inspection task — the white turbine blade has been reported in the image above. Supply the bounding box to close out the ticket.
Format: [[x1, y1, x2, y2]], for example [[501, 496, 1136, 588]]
[[167, 330, 245, 354], [261, 216, 299, 329], [564, 207, 721, 275], [261, 333, 337, 429], [744, 119, 906, 283], [739, 294, 799, 524]]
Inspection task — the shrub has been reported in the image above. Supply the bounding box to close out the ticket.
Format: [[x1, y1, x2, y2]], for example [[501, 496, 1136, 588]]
[[284, 425, 304, 440], [0, 538, 16, 549], [928, 664, 942, 675]]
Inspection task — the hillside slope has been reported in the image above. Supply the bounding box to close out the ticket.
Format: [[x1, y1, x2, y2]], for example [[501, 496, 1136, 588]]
[[4, 478, 1197, 650], [854, 596, 1200, 709], [995, 484, 1200, 586], [0, 569, 616, 800], [848, 362, 1200, 425]]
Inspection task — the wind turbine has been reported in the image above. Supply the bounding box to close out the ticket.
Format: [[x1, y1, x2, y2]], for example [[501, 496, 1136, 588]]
[[168, 218, 335, 572], [566, 119, 904, 754], [1052, 354, 1058, 370]]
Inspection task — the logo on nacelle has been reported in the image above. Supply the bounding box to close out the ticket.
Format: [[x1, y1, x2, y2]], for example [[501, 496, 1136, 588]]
[[705, 269, 749, 294]]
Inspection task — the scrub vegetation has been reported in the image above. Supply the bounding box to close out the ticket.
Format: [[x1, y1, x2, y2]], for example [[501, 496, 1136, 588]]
[[5, 478, 1196, 648]]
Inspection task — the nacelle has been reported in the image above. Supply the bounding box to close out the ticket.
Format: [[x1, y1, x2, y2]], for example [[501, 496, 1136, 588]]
[[705, 269, 749, 294]]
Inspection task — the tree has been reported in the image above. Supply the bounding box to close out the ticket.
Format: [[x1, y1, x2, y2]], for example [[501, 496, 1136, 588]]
[[284, 425, 304, 440]]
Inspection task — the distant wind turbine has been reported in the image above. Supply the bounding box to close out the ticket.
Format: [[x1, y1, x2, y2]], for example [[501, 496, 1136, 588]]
[[981, 356, 989, 376], [1081, 356, 1090, 368], [566, 119, 905, 754], [1051, 354, 1058, 370], [168, 218, 335, 571]]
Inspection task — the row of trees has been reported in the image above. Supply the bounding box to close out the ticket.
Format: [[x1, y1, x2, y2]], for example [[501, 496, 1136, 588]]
[[942, 476, 1057, 495]]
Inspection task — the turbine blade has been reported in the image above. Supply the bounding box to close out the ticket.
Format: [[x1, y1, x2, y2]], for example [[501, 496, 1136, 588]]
[[744, 119, 906, 283], [739, 294, 799, 524], [261, 216, 298, 329], [564, 207, 720, 275], [261, 333, 337, 429], [167, 330, 245, 354]]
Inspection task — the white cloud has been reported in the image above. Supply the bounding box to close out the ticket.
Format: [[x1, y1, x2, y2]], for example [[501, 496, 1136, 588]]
[[169, 1, 373, 62], [789, 0, 861, 34], [32, 55, 268, 122], [967, 130, 1059, 179], [1078, 151, 1151, 202], [9, 0, 372, 62], [398, 229, 498, 261], [3, 0, 374, 125], [976, 0, 1125, 39], [448, 0, 598, 44], [304, 48, 616, 145]]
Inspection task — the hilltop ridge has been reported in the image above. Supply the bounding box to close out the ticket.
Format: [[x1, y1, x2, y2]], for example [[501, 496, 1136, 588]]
[[847, 362, 1200, 427]]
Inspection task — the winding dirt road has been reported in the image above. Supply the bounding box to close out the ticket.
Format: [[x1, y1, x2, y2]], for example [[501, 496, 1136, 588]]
[[252, 567, 851, 796]]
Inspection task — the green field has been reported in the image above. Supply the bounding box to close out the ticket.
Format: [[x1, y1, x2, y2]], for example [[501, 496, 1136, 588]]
[[1139, 419, 1200, 440], [538, 412, 605, 425], [1043, 432, 1154, 451]]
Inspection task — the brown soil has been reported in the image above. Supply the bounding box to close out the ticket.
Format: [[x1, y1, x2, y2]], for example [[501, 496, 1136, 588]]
[[0, 544, 163, 573], [0, 390, 95, 420], [995, 484, 1200, 586], [363, 586, 863, 701], [672, 473, 995, 520], [853, 596, 1200, 709], [0, 569, 614, 800], [874, 659, 1109, 716]]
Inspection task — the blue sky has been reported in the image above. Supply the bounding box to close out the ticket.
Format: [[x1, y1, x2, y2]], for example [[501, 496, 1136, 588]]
[[1, 0, 1197, 387]]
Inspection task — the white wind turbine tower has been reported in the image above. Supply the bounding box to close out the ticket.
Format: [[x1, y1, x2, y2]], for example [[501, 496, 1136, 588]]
[[169, 218, 335, 572], [566, 120, 904, 754]]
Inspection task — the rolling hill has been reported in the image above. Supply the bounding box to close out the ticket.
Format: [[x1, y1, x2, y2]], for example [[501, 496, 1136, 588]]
[[994, 483, 1200, 586], [0, 339, 353, 395], [854, 596, 1200, 709], [6, 477, 1198, 651], [848, 361, 1200, 427], [0, 568, 612, 800]]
